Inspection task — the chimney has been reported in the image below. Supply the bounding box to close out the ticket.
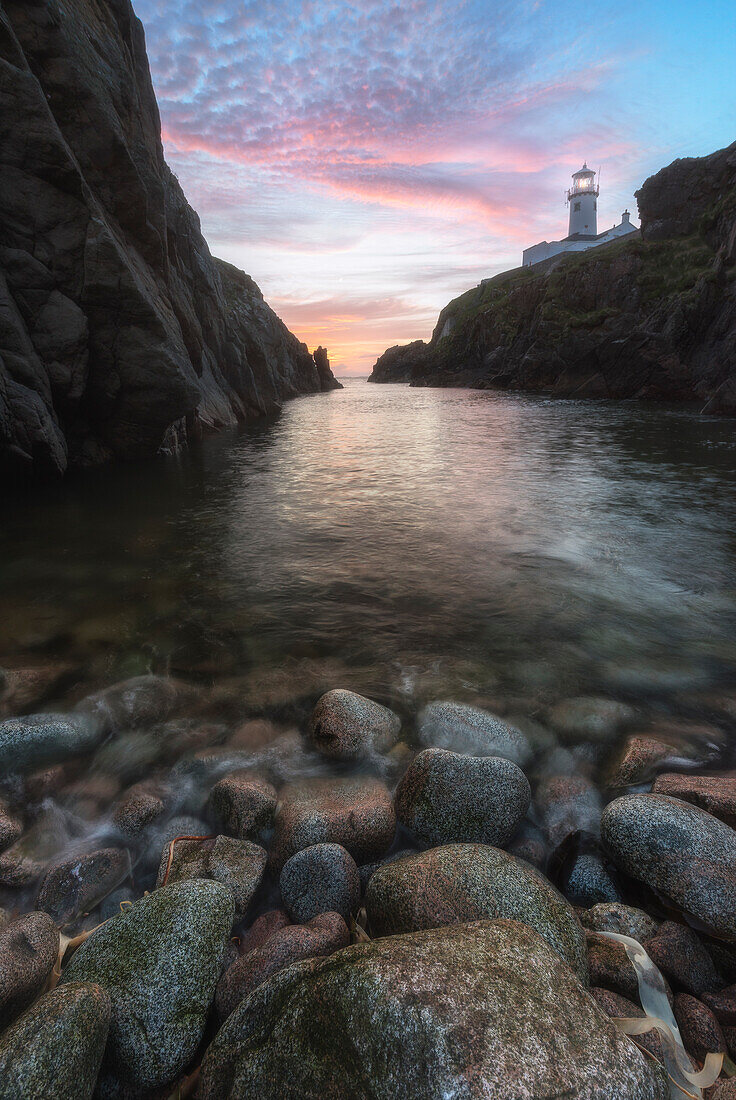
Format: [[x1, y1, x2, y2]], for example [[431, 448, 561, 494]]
[[622, 210, 630, 224]]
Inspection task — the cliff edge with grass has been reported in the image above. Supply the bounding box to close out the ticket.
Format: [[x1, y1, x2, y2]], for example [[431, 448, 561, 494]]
[[369, 143, 736, 414]]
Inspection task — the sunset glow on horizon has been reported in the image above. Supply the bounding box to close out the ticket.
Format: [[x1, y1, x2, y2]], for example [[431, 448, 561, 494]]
[[137, 0, 735, 375]]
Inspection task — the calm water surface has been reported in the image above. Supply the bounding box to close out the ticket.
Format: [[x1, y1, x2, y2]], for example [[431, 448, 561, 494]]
[[2, 380, 735, 720]]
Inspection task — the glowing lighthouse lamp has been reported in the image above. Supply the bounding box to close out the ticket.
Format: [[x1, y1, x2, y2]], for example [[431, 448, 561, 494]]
[[567, 163, 599, 237]]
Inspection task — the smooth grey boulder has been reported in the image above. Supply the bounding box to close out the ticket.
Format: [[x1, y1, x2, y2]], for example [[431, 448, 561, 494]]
[[198, 920, 666, 1100], [0, 982, 110, 1100], [417, 701, 531, 765], [602, 793, 736, 941], [280, 843, 361, 922], [61, 880, 234, 1093], [307, 689, 401, 760], [0, 911, 59, 1031], [395, 748, 530, 847], [0, 713, 101, 774], [365, 842, 588, 983], [36, 847, 131, 925]]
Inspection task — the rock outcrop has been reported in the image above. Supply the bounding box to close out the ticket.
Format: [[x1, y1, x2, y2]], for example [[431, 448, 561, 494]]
[[369, 143, 736, 414], [0, 0, 340, 480]]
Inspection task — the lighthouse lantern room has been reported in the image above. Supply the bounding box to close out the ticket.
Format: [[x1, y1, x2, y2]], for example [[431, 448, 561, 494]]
[[567, 163, 599, 237]]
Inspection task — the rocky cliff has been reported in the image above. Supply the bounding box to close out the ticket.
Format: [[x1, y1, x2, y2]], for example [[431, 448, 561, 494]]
[[369, 143, 736, 414], [0, 0, 340, 480]]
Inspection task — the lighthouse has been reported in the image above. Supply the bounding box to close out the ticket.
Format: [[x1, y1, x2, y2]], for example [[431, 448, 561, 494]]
[[567, 163, 598, 237], [521, 162, 638, 267]]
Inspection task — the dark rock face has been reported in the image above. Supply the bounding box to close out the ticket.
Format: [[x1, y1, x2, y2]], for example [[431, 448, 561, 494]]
[[199, 920, 666, 1100], [0, 0, 340, 480], [369, 143, 736, 414]]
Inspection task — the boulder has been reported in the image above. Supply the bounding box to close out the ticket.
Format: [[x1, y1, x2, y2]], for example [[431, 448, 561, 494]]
[[547, 697, 636, 742], [272, 776, 395, 870], [155, 834, 266, 917], [208, 774, 277, 839], [592, 988, 663, 1061], [365, 843, 588, 983], [0, 713, 101, 774], [0, 982, 110, 1100], [280, 843, 360, 922], [37, 847, 131, 925], [199, 920, 666, 1099], [601, 794, 736, 941], [702, 985, 736, 1026], [535, 773, 601, 850], [216, 911, 349, 1019], [673, 993, 726, 1065], [394, 748, 530, 847], [111, 782, 168, 838], [586, 932, 653, 1004], [61, 880, 233, 1093], [417, 701, 531, 764], [561, 851, 621, 907], [0, 911, 59, 1031], [579, 902, 658, 942], [307, 689, 401, 760], [607, 735, 703, 788], [651, 774, 736, 829], [0, 800, 22, 852], [644, 921, 721, 995]]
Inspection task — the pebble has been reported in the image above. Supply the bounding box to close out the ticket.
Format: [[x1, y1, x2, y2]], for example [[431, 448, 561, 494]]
[[307, 688, 401, 759], [208, 773, 277, 839], [36, 848, 132, 925], [417, 701, 531, 764]]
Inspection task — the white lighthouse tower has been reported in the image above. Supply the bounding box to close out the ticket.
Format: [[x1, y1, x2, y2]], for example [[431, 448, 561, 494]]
[[521, 162, 638, 267], [567, 163, 598, 236]]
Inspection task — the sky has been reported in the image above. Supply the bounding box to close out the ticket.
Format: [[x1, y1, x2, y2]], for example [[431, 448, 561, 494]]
[[135, 0, 736, 375]]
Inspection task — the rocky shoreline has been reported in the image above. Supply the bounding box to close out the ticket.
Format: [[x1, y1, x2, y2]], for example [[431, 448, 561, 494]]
[[1, 678, 736, 1097]]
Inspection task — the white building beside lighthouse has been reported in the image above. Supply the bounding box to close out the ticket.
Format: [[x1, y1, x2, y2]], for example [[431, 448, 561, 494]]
[[522, 163, 638, 267]]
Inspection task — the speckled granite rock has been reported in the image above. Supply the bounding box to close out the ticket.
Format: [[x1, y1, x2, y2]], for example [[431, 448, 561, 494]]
[[0, 799, 22, 853], [591, 988, 663, 1061], [651, 774, 736, 829], [607, 735, 704, 788], [674, 993, 726, 1066], [602, 794, 736, 941], [216, 911, 349, 1019], [208, 774, 277, 839], [271, 776, 396, 870], [417, 701, 531, 764], [199, 919, 666, 1100], [307, 689, 401, 760], [644, 921, 721, 995], [394, 748, 530, 847], [561, 851, 621, 907], [579, 902, 658, 942], [0, 911, 59, 1031], [0, 982, 110, 1100], [586, 932, 658, 1004], [365, 843, 588, 983], [155, 834, 266, 917], [0, 712, 101, 774], [280, 843, 360, 922], [535, 773, 601, 850], [111, 782, 168, 838], [61, 880, 233, 1093], [36, 847, 131, 925], [547, 697, 637, 742]]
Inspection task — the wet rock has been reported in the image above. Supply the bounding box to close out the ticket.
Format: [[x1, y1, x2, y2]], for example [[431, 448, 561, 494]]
[[607, 735, 703, 788], [271, 776, 395, 870], [0, 982, 110, 1100], [111, 781, 168, 838], [561, 851, 621, 907], [62, 880, 234, 1093], [358, 848, 420, 893], [644, 921, 721, 995], [99, 887, 136, 921], [280, 843, 360, 922], [652, 775, 736, 829], [216, 911, 350, 1019], [0, 806, 83, 887], [547, 696, 637, 742], [238, 910, 291, 954], [417, 701, 531, 764], [702, 985, 736, 1026], [155, 834, 267, 917], [394, 748, 530, 848], [0, 713, 101, 774], [709, 1080, 736, 1100], [37, 848, 131, 926], [587, 932, 647, 1003], [74, 675, 194, 735], [579, 902, 659, 942], [0, 800, 22, 853], [307, 689, 401, 760], [140, 814, 210, 873], [365, 843, 588, 983], [536, 773, 601, 850], [601, 794, 736, 941], [0, 662, 77, 720], [0, 911, 59, 1031], [199, 919, 666, 1100], [674, 993, 726, 1065], [208, 774, 277, 840], [592, 988, 663, 1060]]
